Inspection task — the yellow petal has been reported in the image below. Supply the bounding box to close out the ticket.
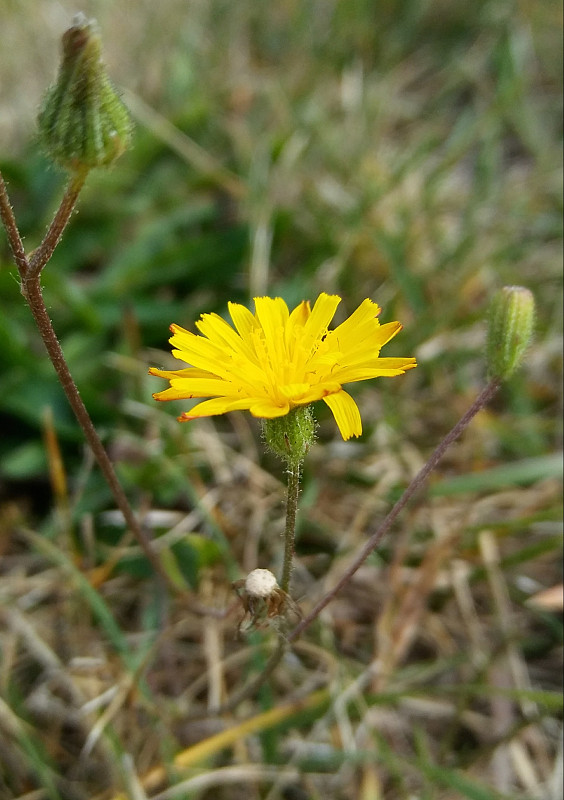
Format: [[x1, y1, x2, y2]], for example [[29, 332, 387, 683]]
[[149, 366, 214, 380], [331, 298, 381, 343], [169, 333, 239, 378], [153, 387, 191, 402], [254, 296, 290, 331], [301, 293, 341, 350], [332, 356, 418, 382], [288, 299, 311, 328], [254, 297, 289, 373], [228, 301, 260, 338], [249, 399, 290, 417], [374, 356, 418, 371], [167, 376, 239, 397], [323, 390, 362, 440], [374, 321, 403, 346], [196, 312, 259, 365], [178, 396, 257, 420], [169, 322, 191, 337], [195, 312, 239, 347], [279, 383, 313, 400], [286, 300, 311, 363], [294, 382, 342, 404]]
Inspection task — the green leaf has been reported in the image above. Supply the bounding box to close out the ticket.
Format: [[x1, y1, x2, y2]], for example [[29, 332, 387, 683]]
[[0, 441, 47, 479], [430, 454, 563, 496], [416, 760, 512, 800], [170, 538, 200, 589]]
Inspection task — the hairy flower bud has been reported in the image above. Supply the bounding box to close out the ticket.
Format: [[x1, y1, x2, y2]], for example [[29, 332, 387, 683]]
[[487, 286, 535, 380], [37, 14, 132, 172]]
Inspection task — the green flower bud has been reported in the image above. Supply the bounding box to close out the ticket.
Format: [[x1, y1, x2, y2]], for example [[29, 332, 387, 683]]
[[487, 286, 535, 380], [37, 14, 132, 172], [262, 406, 316, 467]]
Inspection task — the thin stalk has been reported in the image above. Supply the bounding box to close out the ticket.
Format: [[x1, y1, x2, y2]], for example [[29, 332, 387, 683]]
[[0, 169, 168, 585], [28, 169, 88, 276], [206, 455, 302, 716], [288, 378, 502, 641], [280, 461, 301, 593], [22, 277, 166, 580], [0, 172, 29, 276]]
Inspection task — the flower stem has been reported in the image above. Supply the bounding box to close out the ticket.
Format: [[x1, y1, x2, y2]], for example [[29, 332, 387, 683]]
[[227, 455, 302, 710], [0, 172, 28, 276], [28, 169, 89, 276], [262, 406, 314, 592], [24, 277, 167, 578], [288, 378, 502, 641], [280, 461, 301, 593], [205, 420, 306, 716], [0, 169, 168, 586]]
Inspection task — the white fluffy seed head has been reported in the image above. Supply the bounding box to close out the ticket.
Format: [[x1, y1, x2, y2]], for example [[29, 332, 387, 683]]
[[245, 569, 278, 598]]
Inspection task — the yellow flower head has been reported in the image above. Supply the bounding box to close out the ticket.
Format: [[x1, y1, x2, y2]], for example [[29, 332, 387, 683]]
[[149, 293, 416, 440]]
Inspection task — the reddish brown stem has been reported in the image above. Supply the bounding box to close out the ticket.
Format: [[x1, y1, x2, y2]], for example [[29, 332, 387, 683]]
[[0, 172, 29, 276], [22, 277, 166, 578], [28, 170, 88, 276], [0, 170, 167, 584], [288, 378, 502, 641]]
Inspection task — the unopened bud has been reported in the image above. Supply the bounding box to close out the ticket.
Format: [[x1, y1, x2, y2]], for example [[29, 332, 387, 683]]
[[37, 15, 132, 172], [487, 286, 535, 380]]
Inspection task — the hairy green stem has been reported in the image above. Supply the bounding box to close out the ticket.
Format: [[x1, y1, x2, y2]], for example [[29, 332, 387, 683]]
[[280, 461, 301, 593], [207, 450, 303, 715]]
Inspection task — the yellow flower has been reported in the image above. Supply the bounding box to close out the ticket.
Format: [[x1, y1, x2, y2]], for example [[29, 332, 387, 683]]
[[149, 293, 416, 440]]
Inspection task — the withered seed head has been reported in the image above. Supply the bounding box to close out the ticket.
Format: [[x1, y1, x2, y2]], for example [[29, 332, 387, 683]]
[[245, 569, 278, 598]]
